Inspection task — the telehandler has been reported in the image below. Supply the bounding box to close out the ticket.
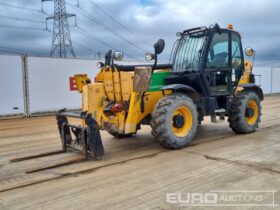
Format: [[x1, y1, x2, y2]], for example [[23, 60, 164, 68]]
[[56, 23, 263, 159]]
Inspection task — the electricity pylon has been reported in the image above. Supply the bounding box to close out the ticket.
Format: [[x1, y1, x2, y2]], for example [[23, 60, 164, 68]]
[[42, 0, 76, 58]]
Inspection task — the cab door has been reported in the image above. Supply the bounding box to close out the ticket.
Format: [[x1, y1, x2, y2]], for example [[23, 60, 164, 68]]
[[204, 32, 232, 96], [231, 32, 244, 85]]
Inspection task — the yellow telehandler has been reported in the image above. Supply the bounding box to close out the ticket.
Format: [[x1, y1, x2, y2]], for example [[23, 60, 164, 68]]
[[56, 24, 263, 159]]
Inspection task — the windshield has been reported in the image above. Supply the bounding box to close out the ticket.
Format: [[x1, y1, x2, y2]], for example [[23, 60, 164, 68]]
[[172, 33, 207, 72]]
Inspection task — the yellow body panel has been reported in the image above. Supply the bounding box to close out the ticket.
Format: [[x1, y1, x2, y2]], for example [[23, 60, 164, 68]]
[[102, 111, 126, 133], [82, 83, 106, 125], [95, 70, 104, 82], [120, 72, 134, 101], [236, 60, 253, 93], [118, 111, 126, 133], [125, 91, 171, 133], [103, 68, 115, 101], [113, 71, 122, 102], [81, 67, 164, 134], [74, 74, 90, 93], [238, 61, 252, 85], [82, 85, 89, 111]]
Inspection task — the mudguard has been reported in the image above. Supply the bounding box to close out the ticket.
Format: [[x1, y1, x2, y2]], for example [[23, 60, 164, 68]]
[[238, 83, 264, 101], [161, 84, 201, 101]]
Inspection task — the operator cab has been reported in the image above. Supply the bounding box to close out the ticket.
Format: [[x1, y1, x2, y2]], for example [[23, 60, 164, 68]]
[[167, 24, 244, 98]]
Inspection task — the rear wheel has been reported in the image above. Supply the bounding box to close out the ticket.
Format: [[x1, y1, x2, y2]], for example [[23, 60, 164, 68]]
[[228, 91, 261, 133], [151, 93, 198, 149]]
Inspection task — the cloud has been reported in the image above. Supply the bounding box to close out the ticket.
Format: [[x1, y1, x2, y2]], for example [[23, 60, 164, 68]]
[[0, 0, 279, 66]]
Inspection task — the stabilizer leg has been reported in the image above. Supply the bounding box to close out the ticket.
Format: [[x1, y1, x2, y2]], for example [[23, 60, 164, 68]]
[[56, 109, 105, 160], [56, 113, 72, 152], [84, 113, 105, 159]]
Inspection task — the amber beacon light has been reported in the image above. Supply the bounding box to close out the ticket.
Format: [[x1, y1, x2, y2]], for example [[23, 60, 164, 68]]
[[227, 23, 233, 30]]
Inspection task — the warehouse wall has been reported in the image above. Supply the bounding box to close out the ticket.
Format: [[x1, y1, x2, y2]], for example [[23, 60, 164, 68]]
[[272, 68, 280, 93], [27, 57, 100, 114], [254, 67, 280, 94], [26, 57, 144, 115], [0, 55, 25, 116], [253, 67, 272, 94]]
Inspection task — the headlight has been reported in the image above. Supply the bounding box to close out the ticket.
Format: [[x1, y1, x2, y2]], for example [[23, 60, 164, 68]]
[[145, 53, 154, 61], [113, 51, 123, 61], [244, 48, 255, 57]]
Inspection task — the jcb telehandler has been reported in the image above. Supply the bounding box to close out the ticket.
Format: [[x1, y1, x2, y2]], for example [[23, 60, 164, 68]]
[[56, 24, 263, 159]]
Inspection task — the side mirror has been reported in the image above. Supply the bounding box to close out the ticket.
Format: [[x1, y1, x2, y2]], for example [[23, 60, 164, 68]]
[[113, 51, 123, 61], [145, 53, 155, 61], [97, 62, 104, 68], [154, 39, 165, 55], [244, 48, 255, 57], [214, 23, 222, 34], [105, 50, 112, 66]]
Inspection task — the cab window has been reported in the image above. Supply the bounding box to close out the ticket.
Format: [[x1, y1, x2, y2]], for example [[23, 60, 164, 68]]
[[231, 32, 243, 70], [207, 33, 229, 68]]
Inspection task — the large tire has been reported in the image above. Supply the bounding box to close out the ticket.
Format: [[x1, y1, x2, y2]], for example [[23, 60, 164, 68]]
[[151, 93, 198, 149], [228, 91, 262, 134]]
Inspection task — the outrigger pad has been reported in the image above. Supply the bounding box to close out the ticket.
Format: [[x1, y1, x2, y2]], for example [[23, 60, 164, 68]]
[[56, 109, 105, 160], [84, 113, 105, 158]]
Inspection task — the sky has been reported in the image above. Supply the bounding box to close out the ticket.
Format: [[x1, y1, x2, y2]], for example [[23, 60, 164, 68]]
[[0, 0, 279, 66]]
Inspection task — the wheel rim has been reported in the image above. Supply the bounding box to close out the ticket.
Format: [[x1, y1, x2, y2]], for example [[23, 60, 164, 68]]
[[246, 100, 258, 125], [172, 106, 193, 137]]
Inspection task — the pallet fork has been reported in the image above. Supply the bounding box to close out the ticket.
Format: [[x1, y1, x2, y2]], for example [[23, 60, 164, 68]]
[[56, 109, 104, 159]]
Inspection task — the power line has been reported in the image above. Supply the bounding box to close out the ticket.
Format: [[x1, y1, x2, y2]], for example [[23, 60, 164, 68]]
[[0, 14, 45, 24], [0, 2, 43, 13], [0, 46, 24, 54], [0, 14, 140, 60], [67, 3, 147, 53], [0, 46, 37, 55], [72, 40, 97, 54], [0, 18, 102, 58], [74, 26, 141, 61], [75, 26, 118, 51], [72, 41, 106, 59], [0, 4, 142, 61], [0, 24, 46, 31], [85, 0, 152, 48]]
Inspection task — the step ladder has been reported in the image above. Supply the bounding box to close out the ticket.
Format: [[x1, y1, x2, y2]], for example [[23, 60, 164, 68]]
[[211, 108, 226, 123]]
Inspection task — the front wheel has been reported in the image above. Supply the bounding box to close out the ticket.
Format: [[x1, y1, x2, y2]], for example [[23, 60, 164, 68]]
[[228, 91, 262, 133], [151, 93, 198, 149]]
